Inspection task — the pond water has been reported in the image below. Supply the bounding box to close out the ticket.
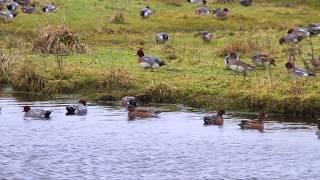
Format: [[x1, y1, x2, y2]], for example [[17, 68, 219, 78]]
[[0, 86, 319, 180]]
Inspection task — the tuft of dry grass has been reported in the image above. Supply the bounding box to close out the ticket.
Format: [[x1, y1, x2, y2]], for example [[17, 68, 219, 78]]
[[100, 68, 136, 89], [218, 39, 262, 56], [32, 25, 89, 55], [11, 58, 47, 92], [0, 50, 16, 82], [111, 11, 126, 24], [143, 81, 177, 103]]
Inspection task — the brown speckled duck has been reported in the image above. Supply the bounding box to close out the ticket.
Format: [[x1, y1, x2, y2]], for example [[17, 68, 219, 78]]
[[238, 112, 267, 130]]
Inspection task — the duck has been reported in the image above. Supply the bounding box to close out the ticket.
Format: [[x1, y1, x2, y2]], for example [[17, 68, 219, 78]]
[[225, 52, 255, 75], [285, 62, 315, 77], [42, 2, 56, 13], [279, 33, 303, 45], [23, 106, 52, 119], [308, 23, 320, 37], [287, 27, 310, 40], [156, 32, 169, 44], [140, 6, 152, 18], [14, 0, 31, 6], [252, 53, 276, 68], [127, 105, 159, 119], [7, 1, 19, 11], [136, 48, 166, 70], [195, 7, 211, 16], [0, 10, 17, 22], [203, 109, 225, 125], [187, 0, 207, 5], [66, 99, 88, 116], [240, 0, 253, 7], [238, 112, 266, 130], [22, 4, 36, 14], [121, 96, 137, 107], [213, 8, 230, 19], [198, 31, 213, 42]]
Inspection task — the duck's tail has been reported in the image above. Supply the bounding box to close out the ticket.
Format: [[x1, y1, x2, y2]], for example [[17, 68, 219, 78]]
[[43, 111, 52, 118], [66, 106, 76, 115], [238, 120, 249, 128], [203, 116, 213, 125]]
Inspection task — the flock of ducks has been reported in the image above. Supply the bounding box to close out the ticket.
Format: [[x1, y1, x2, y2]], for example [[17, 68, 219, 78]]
[[0, 96, 264, 131], [136, 1, 320, 79], [123, 96, 266, 130], [0, 0, 57, 22]]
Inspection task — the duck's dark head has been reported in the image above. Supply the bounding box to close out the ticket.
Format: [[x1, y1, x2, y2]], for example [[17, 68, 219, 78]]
[[137, 48, 144, 57], [279, 37, 285, 45], [287, 28, 295, 34], [217, 109, 225, 116], [127, 105, 136, 112], [223, 8, 230, 12], [23, 106, 31, 112], [146, 6, 150, 9], [285, 62, 294, 70], [258, 112, 267, 122], [187, 0, 191, 2], [78, 99, 87, 106], [228, 52, 238, 59], [270, 58, 276, 67], [31, 4, 36, 8], [203, 0, 207, 5]]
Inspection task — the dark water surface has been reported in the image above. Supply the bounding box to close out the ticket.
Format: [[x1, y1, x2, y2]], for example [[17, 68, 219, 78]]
[[0, 87, 319, 180]]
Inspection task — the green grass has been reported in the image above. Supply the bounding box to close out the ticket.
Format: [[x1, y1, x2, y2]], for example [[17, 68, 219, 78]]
[[1, 0, 320, 116]]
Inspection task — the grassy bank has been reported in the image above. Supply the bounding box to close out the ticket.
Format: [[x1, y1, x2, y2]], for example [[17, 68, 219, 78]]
[[1, 0, 320, 116]]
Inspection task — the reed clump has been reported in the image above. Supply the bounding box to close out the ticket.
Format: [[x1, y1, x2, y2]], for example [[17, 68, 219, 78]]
[[143, 81, 177, 103], [32, 25, 89, 55], [11, 59, 47, 92], [0, 50, 16, 82], [100, 68, 136, 89], [218, 39, 261, 56]]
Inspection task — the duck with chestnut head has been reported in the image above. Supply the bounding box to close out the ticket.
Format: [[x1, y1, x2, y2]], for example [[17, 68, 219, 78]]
[[136, 48, 166, 70], [285, 62, 315, 77], [66, 99, 88, 116], [203, 110, 226, 125], [23, 106, 53, 119]]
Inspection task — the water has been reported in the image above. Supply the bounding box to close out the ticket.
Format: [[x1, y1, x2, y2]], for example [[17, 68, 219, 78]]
[[0, 87, 319, 180]]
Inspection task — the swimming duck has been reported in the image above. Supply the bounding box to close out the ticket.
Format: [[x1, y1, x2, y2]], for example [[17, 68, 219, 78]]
[[121, 96, 137, 107], [252, 53, 276, 68], [225, 52, 255, 74], [187, 0, 207, 5], [23, 106, 52, 119], [42, 2, 56, 13], [308, 23, 320, 37], [238, 112, 266, 130], [127, 105, 159, 119], [285, 62, 315, 77], [195, 7, 211, 16], [199, 31, 213, 42], [66, 99, 88, 116], [203, 109, 225, 125], [0, 10, 17, 22], [140, 6, 152, 18], [156, 32, 169, 44], [240, 0, 253, 7], [7, 1, 19, 11], [213, 8, 230, 19], [136, 48, 166, 70], [22, 4, 36, 14]]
